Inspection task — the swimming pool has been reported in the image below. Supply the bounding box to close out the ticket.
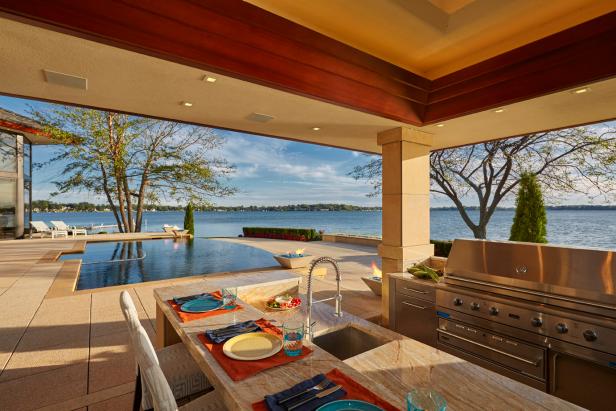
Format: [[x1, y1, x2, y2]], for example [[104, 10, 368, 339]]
[[61, 238, 275, 290]]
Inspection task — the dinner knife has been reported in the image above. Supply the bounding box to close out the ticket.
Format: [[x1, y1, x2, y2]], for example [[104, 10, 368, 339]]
[[286, 385, 342, 411]]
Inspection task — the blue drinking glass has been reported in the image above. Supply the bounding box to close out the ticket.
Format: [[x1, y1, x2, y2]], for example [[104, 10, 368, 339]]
[[282, 320, 304, 356]]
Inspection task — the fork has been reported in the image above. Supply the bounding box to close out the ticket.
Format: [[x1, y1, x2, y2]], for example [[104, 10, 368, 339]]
[[277, 380, 330, 405]]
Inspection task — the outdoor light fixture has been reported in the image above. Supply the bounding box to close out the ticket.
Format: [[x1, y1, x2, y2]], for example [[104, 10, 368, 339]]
[[181, 101, 193, 107], [436, 124, 445, 127], [312, 127, 321, 131], [494, 108, 505, 113], [572, 87, 590, 94], [202, 75, 217, 83]]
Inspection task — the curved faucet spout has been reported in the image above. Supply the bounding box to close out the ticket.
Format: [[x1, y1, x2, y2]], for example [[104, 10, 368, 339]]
[[306, 256, 342, 341]]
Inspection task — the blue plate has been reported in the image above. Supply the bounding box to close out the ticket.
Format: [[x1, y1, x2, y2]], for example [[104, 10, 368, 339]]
[[180, 297, 223, 313], [317, 400, 385, 411]]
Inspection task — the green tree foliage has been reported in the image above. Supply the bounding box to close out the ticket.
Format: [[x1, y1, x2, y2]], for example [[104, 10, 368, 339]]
[[509, 173, 547, 243], [31, 106, 236, 232], [184, 203, 195, 235]]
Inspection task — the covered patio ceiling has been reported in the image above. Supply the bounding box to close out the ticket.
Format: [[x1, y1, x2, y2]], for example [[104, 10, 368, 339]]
[[0, 0, 615, 153]]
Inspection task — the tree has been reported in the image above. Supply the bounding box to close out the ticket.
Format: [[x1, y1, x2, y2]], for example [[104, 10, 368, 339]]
[[184, 202, 195, 236], [350, 126, 616, 238], [509, 173, 547, 243], [32, 106, 236, 232]]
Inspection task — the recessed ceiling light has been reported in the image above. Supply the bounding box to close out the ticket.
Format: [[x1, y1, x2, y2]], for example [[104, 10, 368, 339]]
[[312, 127, 321, 131], [202, 75, 217, 83], [181, 101, 193, 107], [436, 124, 445, 128], [494, 108, 505, 113], [572, 87, 590, 94]]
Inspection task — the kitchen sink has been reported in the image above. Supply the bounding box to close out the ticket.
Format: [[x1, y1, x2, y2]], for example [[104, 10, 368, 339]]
[[311, 325, 391, 360]]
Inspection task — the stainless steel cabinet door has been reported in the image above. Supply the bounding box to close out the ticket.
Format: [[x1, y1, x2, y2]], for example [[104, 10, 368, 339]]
[[394, 295, 437, 346]]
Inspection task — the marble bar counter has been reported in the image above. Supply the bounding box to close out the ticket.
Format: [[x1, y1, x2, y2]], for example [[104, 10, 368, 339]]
[[153, 270, 582, 411]]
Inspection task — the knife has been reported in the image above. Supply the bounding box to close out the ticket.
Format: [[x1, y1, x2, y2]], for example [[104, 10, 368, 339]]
[[286, 385, 342, 411]]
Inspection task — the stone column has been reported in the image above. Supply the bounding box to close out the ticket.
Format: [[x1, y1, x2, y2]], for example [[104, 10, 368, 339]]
[[378, 127, 434, 326]]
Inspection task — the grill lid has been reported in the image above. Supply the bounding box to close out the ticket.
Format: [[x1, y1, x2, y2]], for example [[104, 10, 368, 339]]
[[445, 239, 616, 309]]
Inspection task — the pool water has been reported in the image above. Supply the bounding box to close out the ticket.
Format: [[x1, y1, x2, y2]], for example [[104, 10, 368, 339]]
[[61, 238, 275, 290]]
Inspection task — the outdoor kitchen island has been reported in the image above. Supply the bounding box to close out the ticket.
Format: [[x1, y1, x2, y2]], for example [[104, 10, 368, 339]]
[[154, 270, 582, 410]]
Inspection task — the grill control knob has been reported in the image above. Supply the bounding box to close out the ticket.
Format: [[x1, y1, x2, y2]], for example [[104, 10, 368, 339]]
[[470, 302, 480, 311], [531, 317, 543, 327], [453, 298, 463, 306], [489, 307, 499, 316], [583, 330, 598, 342], [556, 323, 568, 334]]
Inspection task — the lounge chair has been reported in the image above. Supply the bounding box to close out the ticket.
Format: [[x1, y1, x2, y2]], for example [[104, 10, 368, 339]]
[[50, 221, 88, 237], [162, 224, 180, 233], [30, 221, 68, 239], [172, 229, 190, 238]]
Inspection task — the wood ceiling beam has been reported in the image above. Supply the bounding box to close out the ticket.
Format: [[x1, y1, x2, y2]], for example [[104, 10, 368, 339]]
[[0, 0, 615, 127]]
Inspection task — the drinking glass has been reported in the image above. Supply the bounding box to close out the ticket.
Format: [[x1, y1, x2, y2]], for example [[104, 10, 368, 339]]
[[282, 320, 304, 356], [221, 287, 237, 309], [406, 388, 447, 411]]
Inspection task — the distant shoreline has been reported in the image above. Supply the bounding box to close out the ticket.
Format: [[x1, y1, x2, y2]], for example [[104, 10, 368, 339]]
[[33, 205, 616, 213]]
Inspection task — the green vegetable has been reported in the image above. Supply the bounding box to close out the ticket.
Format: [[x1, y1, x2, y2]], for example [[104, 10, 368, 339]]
[[407, 264, 441, 283]]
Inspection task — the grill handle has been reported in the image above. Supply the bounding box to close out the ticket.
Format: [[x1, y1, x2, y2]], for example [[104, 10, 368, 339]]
[[438, 329, 541, 366]]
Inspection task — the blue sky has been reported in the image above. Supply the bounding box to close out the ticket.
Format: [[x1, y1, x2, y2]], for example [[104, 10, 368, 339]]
[[0, 95, 384, 206], [3, 95, 612, 207]]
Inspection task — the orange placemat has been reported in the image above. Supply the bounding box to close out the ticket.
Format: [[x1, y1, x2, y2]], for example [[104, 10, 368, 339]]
[[198, 319, 312, 381], [252, 368, 400, 411], [167, 291, 243, 322]]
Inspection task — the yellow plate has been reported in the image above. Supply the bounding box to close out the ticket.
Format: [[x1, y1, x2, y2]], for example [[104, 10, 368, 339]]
[[222, 332, 283, 361]]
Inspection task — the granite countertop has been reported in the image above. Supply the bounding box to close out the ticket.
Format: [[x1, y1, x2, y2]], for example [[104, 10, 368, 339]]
[[153, 270, 583, 411]]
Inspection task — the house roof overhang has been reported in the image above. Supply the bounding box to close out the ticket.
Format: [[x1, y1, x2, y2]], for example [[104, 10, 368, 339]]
[[0, 108, 56, 144], [0, 0, 614, 152]]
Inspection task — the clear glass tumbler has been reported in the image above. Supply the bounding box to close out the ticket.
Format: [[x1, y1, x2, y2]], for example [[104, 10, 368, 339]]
[[406, 388, 447, 411], [282, 320, 304, 356], [221, 287, 237, 309]]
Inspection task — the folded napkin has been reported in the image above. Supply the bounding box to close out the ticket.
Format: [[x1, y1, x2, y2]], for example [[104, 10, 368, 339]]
[[205, 320, 262, 343], [264, 374, 345, 411], [173, 293, 210, 305]]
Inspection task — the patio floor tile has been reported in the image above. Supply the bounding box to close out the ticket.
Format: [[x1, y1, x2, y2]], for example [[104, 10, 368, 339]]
[[0, 362, 87, 410]]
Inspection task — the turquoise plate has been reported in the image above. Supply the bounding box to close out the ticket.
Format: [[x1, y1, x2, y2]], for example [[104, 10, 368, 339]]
[[317, 400, 385, 411], [180, 297, 223, 313]]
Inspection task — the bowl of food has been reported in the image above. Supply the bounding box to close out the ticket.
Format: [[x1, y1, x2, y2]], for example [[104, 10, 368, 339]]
[[265, 295, 302, 311]]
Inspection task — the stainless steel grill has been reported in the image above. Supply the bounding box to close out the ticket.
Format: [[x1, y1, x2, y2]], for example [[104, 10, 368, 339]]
[[436, 239, 616, 410]]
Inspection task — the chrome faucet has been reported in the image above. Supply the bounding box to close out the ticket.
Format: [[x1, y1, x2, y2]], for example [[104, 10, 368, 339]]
[[306, 256, 342, 341]]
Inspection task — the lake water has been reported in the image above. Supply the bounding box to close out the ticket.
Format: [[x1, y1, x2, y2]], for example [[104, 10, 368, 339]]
[[34, 209, 616, 250]]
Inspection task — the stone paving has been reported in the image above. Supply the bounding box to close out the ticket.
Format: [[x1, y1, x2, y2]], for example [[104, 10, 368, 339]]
[[0, 236, 379, 410]]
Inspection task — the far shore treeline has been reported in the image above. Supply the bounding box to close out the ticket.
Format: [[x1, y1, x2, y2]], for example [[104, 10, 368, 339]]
[[32, 200, 616, 213]]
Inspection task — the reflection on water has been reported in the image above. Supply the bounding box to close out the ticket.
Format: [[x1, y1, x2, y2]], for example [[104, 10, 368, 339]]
[[61, 238, 274, 290]]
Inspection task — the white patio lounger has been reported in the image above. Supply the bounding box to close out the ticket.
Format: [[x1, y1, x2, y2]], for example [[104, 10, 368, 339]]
[[162, 224, 180, 233], [31, 221, 68, 239], [50, 221, 88, 237]]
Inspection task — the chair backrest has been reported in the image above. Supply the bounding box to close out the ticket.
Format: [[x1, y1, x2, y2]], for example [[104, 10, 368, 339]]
[[119, 291, 142, 332], [31, 221, 50, 232], [133, 327, 178, 411], [50, 221, 69, 230]]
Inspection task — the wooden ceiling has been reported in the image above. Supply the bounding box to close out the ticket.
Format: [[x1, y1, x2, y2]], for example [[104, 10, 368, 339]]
[[0, 0, 615, 149]]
